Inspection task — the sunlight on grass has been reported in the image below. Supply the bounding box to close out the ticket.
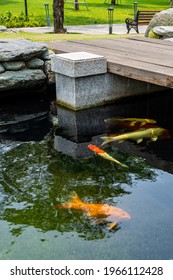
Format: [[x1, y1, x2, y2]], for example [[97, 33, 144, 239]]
[[0, 30, 131, 42], [0, 0, 170, 42], [0, 0, 170, 27]]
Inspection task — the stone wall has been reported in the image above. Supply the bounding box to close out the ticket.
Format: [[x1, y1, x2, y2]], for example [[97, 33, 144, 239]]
[[0, 39, 55, 94]]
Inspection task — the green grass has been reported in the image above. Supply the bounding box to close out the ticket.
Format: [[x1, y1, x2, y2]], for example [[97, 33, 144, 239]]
[[0, 0, 170, 26], [0, 30, 131, 41]]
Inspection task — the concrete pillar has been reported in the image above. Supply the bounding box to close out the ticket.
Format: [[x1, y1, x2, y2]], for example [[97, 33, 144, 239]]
[[51, 52, 108, 110], [51, 51, 165, 111]]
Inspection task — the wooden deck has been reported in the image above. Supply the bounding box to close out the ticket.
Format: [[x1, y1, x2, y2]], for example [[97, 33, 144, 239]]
[[49, 36, 173, 89]]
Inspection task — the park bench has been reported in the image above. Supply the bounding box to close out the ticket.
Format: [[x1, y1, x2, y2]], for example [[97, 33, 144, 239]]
[[125, 10, 160, 34]]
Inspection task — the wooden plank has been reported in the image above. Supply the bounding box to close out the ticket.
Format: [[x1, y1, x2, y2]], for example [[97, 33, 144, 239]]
[[49, 40, 173, 71], [128, 36, 173, 47], [49, 40, 173, 75], [67, 40, 173, 67], [114, 38, 172, 50], [107, 61, 173, 89], [64, 39, 173, 68], [49, 41, 90, 53], [48, 39, 173, 88], [72, 38, 173, 56]]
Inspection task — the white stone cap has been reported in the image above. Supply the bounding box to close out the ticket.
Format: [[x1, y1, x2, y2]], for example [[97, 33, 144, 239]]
[[153, 26, 173, 36], [56, 51, 105, 61], [51, 51, 107, 77]]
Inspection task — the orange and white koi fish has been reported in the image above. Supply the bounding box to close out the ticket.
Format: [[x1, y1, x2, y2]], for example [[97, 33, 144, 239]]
[[101, 127, 166, 146], [104, 117, 157, 127], [88, 144, 128, 168], [55, 192, 131, 230]]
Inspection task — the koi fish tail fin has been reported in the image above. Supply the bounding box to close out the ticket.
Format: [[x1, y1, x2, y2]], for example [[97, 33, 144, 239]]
[[120, 162, 128, 168], [108, 222, 117, 230]]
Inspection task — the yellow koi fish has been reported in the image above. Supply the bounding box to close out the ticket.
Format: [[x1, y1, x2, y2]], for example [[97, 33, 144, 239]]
[[55, 192, 131, 230], [104, 117, 157, 127], [101, 127, 166, 146], [88, 144, 128, 168]]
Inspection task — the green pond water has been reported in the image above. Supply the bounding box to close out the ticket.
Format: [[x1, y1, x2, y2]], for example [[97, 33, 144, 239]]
[[0, 91, 173, 260]]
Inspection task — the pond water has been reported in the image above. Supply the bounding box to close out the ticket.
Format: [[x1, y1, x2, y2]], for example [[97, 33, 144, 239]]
[[0, 90, 173, 260]]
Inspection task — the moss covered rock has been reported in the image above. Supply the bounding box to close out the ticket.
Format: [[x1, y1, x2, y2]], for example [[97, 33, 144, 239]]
[[145, 8, 173, 37]]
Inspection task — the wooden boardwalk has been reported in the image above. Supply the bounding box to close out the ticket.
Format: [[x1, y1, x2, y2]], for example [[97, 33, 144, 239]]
[[49, 37, 173, 89]]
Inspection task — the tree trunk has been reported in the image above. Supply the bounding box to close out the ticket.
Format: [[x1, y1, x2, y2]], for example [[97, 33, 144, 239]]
[[53, 0, 66, 33]]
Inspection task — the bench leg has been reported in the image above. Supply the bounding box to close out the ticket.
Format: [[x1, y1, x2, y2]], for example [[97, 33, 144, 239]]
[[125, 21, 139, 34], [135, 26, 139, 33], [126, 23, 131, 34]]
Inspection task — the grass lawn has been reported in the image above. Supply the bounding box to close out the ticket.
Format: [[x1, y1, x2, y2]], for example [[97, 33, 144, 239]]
[[0, 30, 131, 42], [0, 32, 134, 42], [0, 0, 170, 26]]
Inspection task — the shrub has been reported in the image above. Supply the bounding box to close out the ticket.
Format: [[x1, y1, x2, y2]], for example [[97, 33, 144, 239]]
[[0, 11, 44, 28]]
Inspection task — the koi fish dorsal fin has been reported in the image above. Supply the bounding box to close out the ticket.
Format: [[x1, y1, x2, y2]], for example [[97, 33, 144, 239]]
[[65, 191, 82, 207], [129, 121, 136, 126]]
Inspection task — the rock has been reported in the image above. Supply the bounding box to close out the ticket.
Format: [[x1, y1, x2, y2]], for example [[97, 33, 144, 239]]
[[40, 49, 55, 60], [44, 60, 55, 84], [0, 26, 7, 32], [0, 39, 55, 94], [153, 26, 173, 37], [0, 39, 48, 61], [26, 58, 44, 69], [0, 63, 5, 74], [2, 61, 26, 71], [145, 8, 173, 37], [0, 69, 46, 91], [0, 112, 48, 133]]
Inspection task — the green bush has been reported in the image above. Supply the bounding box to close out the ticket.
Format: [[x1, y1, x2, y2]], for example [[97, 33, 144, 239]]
[[0, 11, 44, 28]]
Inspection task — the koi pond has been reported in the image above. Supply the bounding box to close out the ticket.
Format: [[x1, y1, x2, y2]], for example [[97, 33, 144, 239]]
[[0, 90, 173, 260]]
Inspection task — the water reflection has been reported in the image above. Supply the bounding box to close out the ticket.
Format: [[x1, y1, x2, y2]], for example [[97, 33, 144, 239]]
[[0, 138, 157, 241], [0, 93, 52, 142], [54, 91, 173, 173], [0, 90, 173, 259]]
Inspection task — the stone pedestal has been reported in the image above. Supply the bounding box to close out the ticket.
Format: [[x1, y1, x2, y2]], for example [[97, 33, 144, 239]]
[[51, 52, 107, 110], [51, 51, 165, 111]]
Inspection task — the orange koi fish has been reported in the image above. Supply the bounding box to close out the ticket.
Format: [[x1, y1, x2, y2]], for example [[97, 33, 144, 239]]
[[55, 192, 131, 230], [88, 144, 128, 168]]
